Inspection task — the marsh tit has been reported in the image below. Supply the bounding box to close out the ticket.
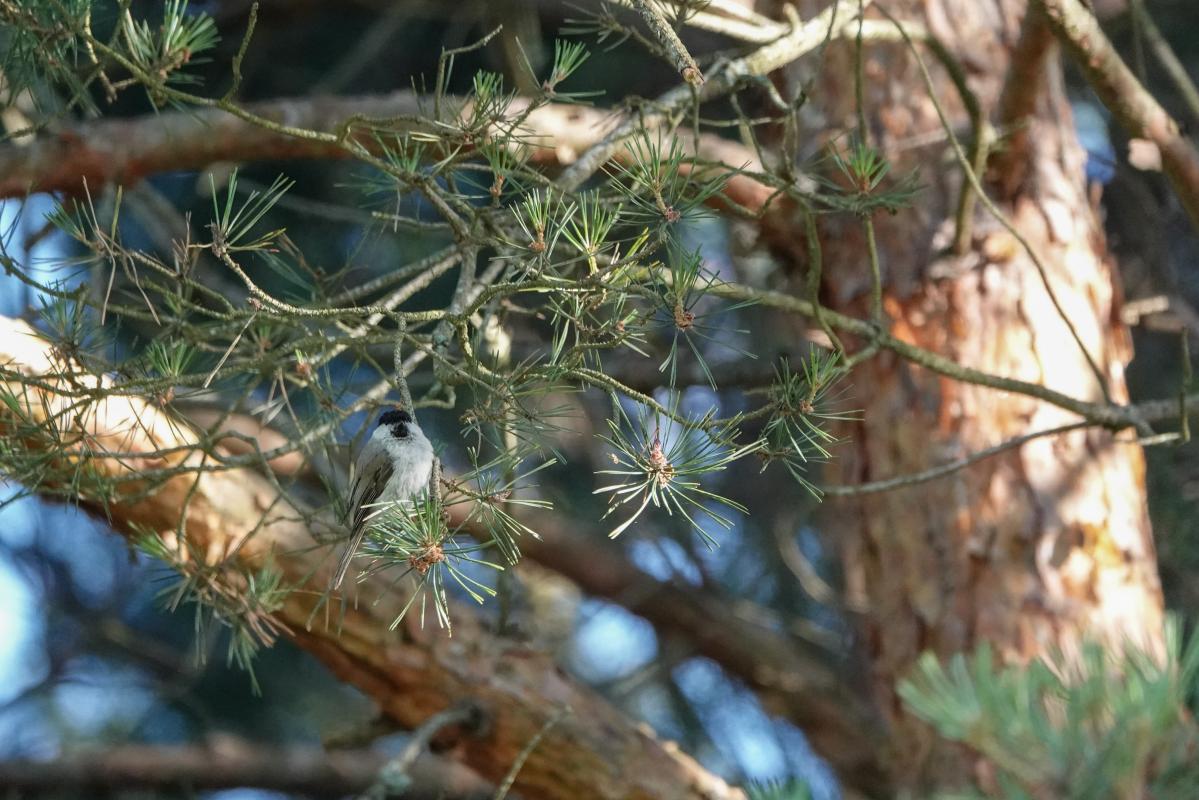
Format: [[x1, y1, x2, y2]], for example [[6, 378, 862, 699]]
[[333, 408, 435, 589]]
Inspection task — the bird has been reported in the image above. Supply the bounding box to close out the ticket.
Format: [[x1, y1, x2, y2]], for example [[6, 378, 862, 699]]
[[333, 408, 435, 589]]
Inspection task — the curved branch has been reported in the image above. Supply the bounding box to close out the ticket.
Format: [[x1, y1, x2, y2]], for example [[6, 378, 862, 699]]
[[0, 93, 420, 198]]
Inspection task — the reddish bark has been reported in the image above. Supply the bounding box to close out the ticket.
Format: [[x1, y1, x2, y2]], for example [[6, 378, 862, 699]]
[[794, 0, 1165, 790]]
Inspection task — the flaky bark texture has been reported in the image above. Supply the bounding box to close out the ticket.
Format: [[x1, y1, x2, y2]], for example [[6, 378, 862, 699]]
[[0, 315, 742, 800], [795, 0, 1165, 791]]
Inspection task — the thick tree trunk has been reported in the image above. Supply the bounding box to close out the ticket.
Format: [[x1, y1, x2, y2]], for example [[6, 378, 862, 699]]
[[801, 0, 1166, 791]]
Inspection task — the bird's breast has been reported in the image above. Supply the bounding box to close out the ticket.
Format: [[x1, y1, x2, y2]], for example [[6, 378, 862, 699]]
[[381, 449, 434, 501]]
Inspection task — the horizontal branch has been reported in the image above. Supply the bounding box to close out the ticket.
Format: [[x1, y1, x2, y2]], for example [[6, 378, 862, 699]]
[[703, 279, 1188, 431], [1037, 0, 1199, 230], [0, 92, 771, 211], [1, 93, 417, 198], [0, 314, 743, 800], [0, 740, 492, 798], [822, 422, 1090, 496]]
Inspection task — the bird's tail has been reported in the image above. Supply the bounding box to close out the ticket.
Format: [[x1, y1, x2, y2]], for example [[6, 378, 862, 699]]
[[331, 526, 366, 590]]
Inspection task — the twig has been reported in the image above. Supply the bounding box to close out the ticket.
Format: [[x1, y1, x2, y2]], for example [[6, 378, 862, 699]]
[[700, 279, 1137, 429], [223, 2, 258, 102], [364, 703, 486, 800], [803, 208, 844, 352], [557, 0, 872, 192], [1181, 329, 1192, 444], [1129, 0, 1199, 132], [630, 0, 704, 85], [492, 706, 569, 800], [823, 422, 1088, 496]]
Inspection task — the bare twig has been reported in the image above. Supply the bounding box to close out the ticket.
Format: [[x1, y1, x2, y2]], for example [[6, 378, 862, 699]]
[[823, 422, 1089, 496], [629, 0, 704, 85], [1129, 0, 1199, 132], [558, 0, 873, 192], [493, 706, 569, 800], [365, 703, 486, 800]]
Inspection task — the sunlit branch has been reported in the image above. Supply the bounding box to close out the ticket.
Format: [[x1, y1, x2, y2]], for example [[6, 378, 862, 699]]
[[1036, 0, 1199, 232]]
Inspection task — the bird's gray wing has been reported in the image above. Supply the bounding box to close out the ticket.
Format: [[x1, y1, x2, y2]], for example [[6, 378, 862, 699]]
[[333, 441, 393, 589]]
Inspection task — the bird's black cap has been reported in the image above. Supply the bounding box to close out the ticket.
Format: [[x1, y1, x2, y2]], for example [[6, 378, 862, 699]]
[[378, 408, 412, 439], [378, 409, 413, 427]]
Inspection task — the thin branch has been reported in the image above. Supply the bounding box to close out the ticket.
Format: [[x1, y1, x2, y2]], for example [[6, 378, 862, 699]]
[[1129, 1, 1199, 134], [0, 741, 493, 799], [493, 706, 570, 800], [557, 0, 873, 192], [822, 422, 1089, 496], [629, 0, 704, 85], [365, 703, 486, 800], [699, 278, 1151, 430]]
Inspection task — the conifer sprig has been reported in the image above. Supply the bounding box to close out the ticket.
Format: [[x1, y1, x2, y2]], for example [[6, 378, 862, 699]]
[[595, 401, 761, 544]]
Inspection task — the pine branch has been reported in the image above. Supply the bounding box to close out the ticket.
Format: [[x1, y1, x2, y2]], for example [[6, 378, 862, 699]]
[[0, 93, 769, 211], [557, 0, 874, 192], [160, 391, 889, 795]]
